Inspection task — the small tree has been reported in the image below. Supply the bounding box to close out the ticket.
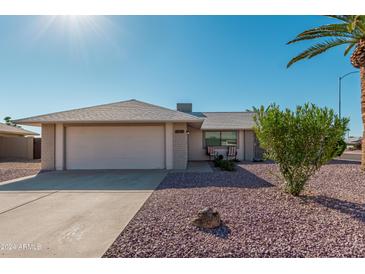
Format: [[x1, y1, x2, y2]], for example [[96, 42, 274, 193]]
[[4, 116, 13, 126], [253, 103, 349, 196], [3, 116, 20, 127]]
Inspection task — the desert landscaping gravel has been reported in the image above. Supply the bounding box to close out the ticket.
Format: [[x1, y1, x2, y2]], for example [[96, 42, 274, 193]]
[[0, 159, 40, 182], [104, 160, 365, 258]]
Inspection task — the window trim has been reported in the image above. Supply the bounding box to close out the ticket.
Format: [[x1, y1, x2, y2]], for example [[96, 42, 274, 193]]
[[203, 130, 239, 148]]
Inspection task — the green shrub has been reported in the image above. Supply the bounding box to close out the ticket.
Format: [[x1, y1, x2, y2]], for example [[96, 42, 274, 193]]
[[253, 103, 349, 196], [213, 155, 224, 167], [219, 160, 235, 171], [333, 138, 347, 157], [213, 155, 235, 171]]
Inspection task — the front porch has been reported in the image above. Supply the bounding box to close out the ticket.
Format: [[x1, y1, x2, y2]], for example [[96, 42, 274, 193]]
[[186, 126, 260, 162]]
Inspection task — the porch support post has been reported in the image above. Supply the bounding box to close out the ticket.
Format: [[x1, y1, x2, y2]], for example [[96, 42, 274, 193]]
[[55, 123, 65, 170], [165, 122, 173, 169]]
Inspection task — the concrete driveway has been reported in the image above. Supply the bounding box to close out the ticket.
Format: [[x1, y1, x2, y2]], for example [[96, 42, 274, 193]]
[[0, 170, 167, 258]]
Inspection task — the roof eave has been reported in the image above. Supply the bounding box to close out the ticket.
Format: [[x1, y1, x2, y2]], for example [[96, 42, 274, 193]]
[[200, 127, 254, 130], [15, 119, 204, 126], [0, 131, 38, 137], [12, 121, 42, 127]]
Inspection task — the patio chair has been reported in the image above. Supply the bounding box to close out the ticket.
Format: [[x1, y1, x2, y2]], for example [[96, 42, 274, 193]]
[[227, 146, 237, 161], [207, 146, 217, 160]]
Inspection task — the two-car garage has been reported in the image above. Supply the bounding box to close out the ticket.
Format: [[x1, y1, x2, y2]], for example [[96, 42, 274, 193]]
[[65, 125, 165, 170]]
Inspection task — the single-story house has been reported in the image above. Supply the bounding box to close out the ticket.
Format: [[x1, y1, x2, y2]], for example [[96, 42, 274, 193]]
[[0, 123, 39, 160], [15, 99, 261, 170], [345, 136, 362, 150]]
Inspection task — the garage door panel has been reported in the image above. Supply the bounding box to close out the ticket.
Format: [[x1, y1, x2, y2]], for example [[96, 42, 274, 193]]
[[66, 126, 165, 169]]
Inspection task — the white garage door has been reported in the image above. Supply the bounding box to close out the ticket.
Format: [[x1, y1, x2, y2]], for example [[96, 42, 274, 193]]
[[65, 126, 165, 169]]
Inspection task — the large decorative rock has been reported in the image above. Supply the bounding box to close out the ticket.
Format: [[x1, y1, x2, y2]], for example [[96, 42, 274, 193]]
[[191, 207, 221, 229]]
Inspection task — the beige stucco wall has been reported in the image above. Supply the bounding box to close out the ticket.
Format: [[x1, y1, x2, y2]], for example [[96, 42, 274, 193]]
[[188, 126, 208, 161], [0, 135, 33, 159], [39, 123, 257, 171], [173, 123, 188, 169], [41, 124, 55, 170], [243, 130, 255, 161], [55, 124, 65, 170], [237, 130, 245, 160], [165, 123, 174, 169]]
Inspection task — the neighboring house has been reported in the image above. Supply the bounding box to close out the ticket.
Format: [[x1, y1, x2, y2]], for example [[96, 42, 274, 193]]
[[345, 136, 362, 150], [0, 123, 39, 160], [15, 99, 260, 170]]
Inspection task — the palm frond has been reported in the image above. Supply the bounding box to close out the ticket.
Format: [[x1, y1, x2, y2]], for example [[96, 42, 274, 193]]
[[327, 15, 365, 34], [298, 24, 350, 36], [287, 23, 362, 45], [352, 15, 365, 33], [287, 16, 365, 68], [287, 32, 353, 44], [349, 15, 360, 32], [344, 43, 356, 56], [327, 15, 353, 22], [287, 38, 352, 68]]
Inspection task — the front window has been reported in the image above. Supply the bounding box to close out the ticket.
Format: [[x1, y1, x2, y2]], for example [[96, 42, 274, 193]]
[[204, 131, 238, 147]]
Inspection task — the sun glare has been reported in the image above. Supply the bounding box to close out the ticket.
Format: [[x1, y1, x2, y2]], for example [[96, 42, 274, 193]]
[[28, 15, 118, 61], [57, 15, 104, 36]]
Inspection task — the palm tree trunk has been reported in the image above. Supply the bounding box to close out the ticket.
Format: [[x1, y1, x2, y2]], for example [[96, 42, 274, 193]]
[[361, 67, 365, 170]]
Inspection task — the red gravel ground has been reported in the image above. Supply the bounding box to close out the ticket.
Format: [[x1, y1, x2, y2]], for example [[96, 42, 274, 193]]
[[104, 160, 365, 258], [0, 159, 41, 182]]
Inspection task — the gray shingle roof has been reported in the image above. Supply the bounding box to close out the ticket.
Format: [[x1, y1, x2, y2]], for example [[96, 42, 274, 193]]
[[0, 123, 38, 136], [191, 112, 256, 130], [15, 99, 204, 125], [14, 99, 256, 129]]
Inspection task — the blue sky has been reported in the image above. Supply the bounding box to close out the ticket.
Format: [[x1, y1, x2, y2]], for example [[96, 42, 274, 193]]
[[0, 16, 362, 136]]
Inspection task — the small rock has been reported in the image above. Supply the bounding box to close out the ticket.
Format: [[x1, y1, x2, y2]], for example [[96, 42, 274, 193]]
[[191, 207, 221, 229]]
